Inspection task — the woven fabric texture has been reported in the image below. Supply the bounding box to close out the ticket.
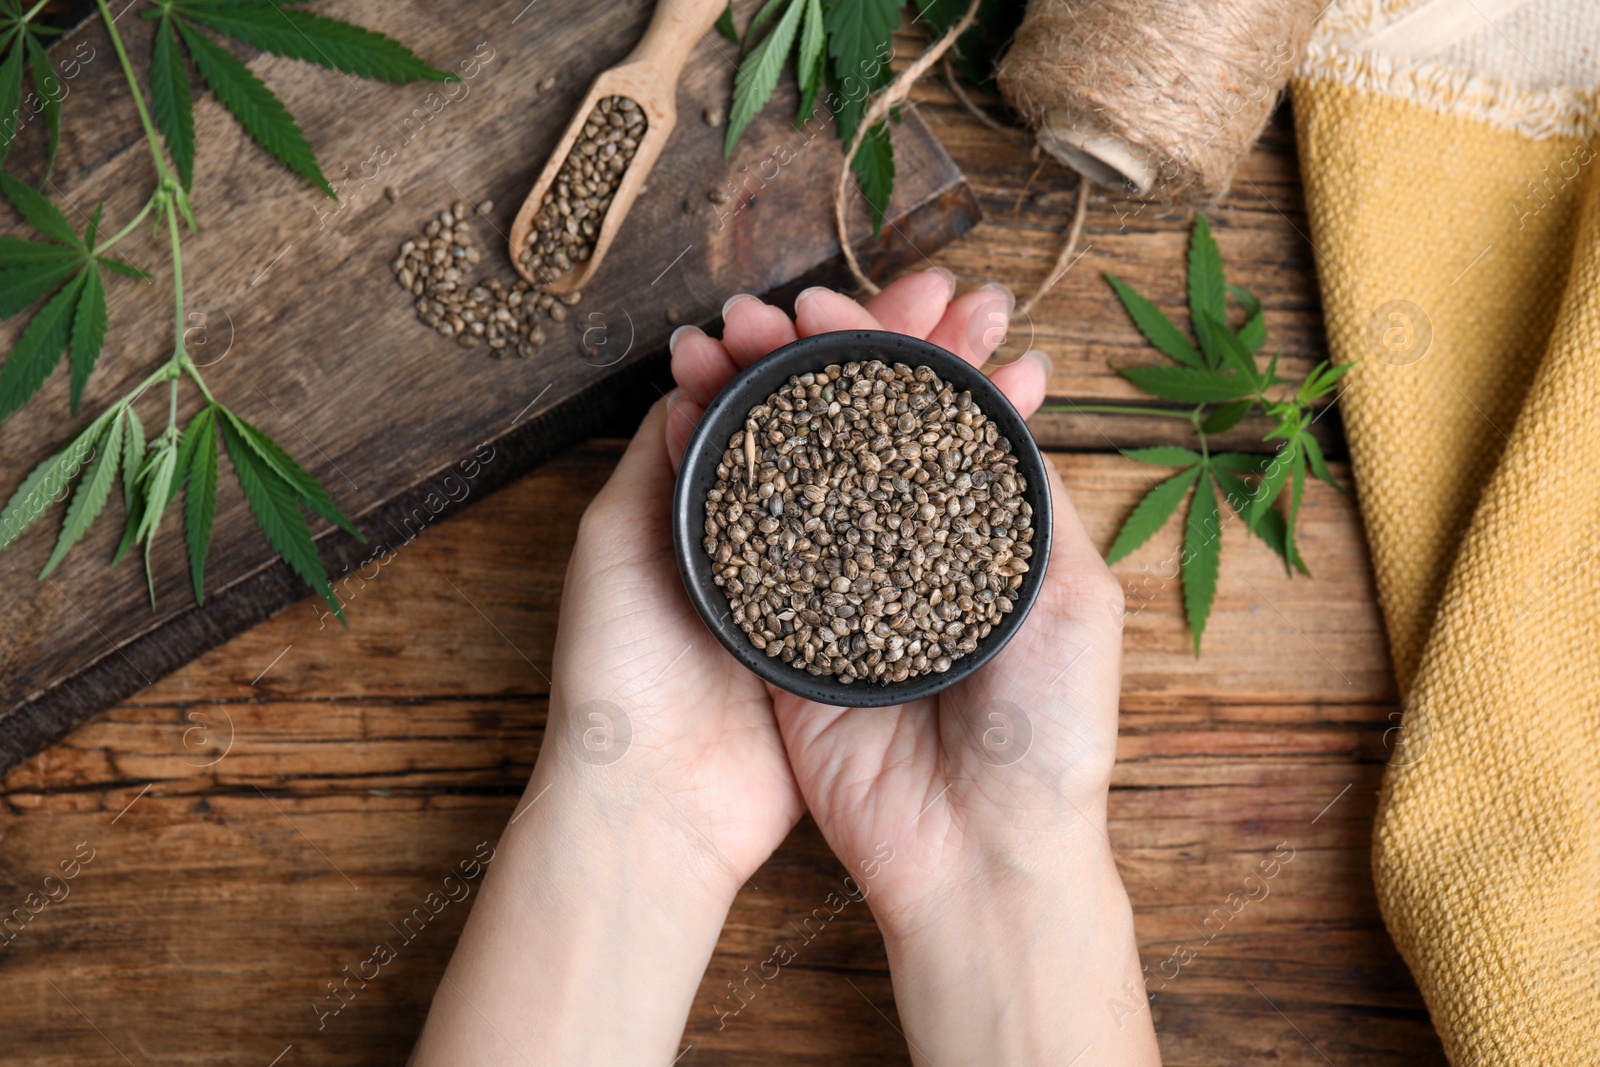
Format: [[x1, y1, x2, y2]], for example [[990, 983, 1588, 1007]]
[[1292, 4, 1600, 1060]]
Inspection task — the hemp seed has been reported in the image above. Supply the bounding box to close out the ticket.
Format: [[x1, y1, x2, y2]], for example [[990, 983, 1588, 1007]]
[[703, 360, 1033, 685], [390, 197, 585, 358], [518, 95, 646, 286]]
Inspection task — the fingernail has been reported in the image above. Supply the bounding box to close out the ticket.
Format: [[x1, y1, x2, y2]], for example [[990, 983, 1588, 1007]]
[[722, 293, 759, 320], [665, 386, 686, 415], [668, 324, 701, 355], [794, 286, 830, 312], [1023, 348, 1054, 379], [980, 281, 1016, 317], [928, 266, 956, 298]]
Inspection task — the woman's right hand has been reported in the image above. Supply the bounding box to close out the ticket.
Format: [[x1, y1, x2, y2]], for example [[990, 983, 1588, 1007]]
[[670, 276, 1161, 1066]]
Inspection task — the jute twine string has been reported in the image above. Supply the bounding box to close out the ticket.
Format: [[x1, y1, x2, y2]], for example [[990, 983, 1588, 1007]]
[[834, 0, 983, 299], [833, 0, 1091, 323], [1015, 176, 1089, 321], [940, 54, 1011, 134]]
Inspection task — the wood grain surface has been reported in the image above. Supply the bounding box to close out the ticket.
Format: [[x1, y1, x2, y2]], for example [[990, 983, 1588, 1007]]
[[0, 13, 1441, 1067], [0, 0, 976, 775], [0, 446, 1427, 1066]]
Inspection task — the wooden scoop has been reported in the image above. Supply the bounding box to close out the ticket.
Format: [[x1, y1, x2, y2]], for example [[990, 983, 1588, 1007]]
[[508, 0, 725, 294]]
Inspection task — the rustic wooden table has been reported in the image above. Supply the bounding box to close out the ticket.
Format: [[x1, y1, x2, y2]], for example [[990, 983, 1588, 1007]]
[[0, 62, 1445, 1066]]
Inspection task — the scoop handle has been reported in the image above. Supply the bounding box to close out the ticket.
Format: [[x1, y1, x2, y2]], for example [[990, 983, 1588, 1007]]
[[624, 0, 726, 84]]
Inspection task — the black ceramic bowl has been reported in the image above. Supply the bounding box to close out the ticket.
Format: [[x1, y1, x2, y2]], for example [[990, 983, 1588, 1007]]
[[672, 330, 1053, 707]]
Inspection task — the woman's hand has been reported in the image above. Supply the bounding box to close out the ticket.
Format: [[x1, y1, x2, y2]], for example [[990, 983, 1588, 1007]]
[[673, 275, 1161, 1066], [413, 331, 807, 1066]]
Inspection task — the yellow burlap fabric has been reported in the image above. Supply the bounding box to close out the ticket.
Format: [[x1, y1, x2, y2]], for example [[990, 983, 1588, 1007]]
[[1291, 3, 1600, 1061]]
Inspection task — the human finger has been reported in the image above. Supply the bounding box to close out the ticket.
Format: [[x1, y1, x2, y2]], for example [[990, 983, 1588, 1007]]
[[987, 350, 1051, 419], [793, 286, 882, 336], [663, 388, 706, 473], [863, 268, 955, 338], [669, 325, 739, 406], [925, 283, 1014, 366], [722, 294, 800, 367]]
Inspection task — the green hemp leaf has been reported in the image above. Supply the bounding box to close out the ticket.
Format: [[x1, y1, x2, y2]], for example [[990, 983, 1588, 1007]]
[[0, 177, 144, 420], [0, 1, 66, 173], [146, 0, 454, 195]]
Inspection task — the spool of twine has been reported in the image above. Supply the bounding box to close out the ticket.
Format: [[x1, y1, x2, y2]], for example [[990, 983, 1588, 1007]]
[[996, 0, 1322, 201]]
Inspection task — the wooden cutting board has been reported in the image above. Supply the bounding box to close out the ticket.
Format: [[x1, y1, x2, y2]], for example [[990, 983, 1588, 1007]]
[[0, 0, 977, 775]]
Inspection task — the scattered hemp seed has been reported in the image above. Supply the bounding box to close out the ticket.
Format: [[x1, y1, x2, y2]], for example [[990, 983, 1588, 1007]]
[[520, 95, 645, 285], [383, 184, 400, 203], [708, 188, 730, 205], [538, 75, 556, 93], [665, 307, 681, 325], [702, 360, 1034, 684], [704, 106, 725, 128], [391, 197, 582, 358]]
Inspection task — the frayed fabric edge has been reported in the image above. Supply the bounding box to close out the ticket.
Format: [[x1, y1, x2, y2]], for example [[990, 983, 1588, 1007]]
[[1296, 38, 1600, 141], [1297, 0, 1600, 140]]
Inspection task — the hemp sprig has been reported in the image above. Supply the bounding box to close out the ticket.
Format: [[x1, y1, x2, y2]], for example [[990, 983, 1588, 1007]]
[[1049, 213, 1352, 653], [718, 0, 1024, 236], [0, 0, 452, 620]]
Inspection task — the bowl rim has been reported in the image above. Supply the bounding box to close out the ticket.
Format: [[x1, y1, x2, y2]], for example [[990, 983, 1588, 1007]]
[[670, 329, 1053, 708]]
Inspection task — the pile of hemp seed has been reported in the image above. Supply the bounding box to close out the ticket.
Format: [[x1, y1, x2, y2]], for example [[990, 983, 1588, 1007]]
[[391, 95, 649, 354], [703, 360, 1035, 686], [519, 94, 645, 284], [391, 198, 579, 357]]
